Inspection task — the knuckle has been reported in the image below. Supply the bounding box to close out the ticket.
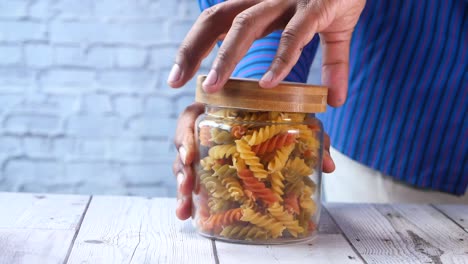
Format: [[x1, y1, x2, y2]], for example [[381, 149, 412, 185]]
[[200, 6, 220, 22], [233, 12, 255, 29], [273, 54, 289, 66], [177, 43, 195, 64], [281, 29, 299, 43]]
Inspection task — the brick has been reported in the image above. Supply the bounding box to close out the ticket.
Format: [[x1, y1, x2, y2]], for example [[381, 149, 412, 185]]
[[168, 20, 195, 44], [24, 44, 54, 68], [0, 136, 22, 155], [23, 137, 53, 158], [126, 186, 171, 197], [51, 0, 94, 19], [28, 0, 53, 19], [4, 113, 62, 135], [0, 1, 29, 18], [66, 162, 125, 194], [178, 0, 202, 18], [0, 94, 22, 113], [109, 139, 172, 161], [43, 95, 81, 115], [75, 182, 127, 195], [82, 94, 112, 114], [127, 115, 177, 138], [113, 96, 143, 117], [175, 94, 196, 115], [50, 21, 168, 45], [96, 70, 157, 94], [67, 115, 122, 138], [52, 137, 76, 158], [0, 45, 22, 65], [115, 47, 146, 68], [0, 21, 46, 42], [54, 45, 86, 66], [144, 96, 173, 116], [12, 95, 80, 116], [39, 69, 95, 93], [0, 68, 36, 92], [75, 139, 109, 159], [4, 160, 70, 188], [94, 0, 176, 20], [149, 47, 178, 70], [49, 21, 105, 44], [86, 46, 114, 69], [122, 163, 172, 186], [55, 45, 113, 68]]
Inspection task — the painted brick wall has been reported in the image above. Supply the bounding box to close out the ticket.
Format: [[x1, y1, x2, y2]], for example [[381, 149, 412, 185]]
[[0, 0, 321, 197]]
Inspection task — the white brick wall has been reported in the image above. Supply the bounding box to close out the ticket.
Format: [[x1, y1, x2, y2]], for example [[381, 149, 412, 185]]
[[0, 0, 321, 197]]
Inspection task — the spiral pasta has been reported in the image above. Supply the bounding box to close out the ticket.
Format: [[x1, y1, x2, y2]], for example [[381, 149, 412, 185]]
[[244, 125, 288, 146], [220, 224, 270, 240], [268, 203, 304, 237], [236, 139, 268, 179], [195, 108, 321, 241], [238, 168, 278, 205], [241, 208, 285, 238]]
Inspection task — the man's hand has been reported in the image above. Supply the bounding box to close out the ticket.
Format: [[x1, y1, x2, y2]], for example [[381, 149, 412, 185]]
[[167, 0, 366, 107], [173, 103, 335, 220]]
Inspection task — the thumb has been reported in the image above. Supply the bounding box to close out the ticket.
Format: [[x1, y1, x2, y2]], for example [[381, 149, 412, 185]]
[[320, 30, 353, 107]]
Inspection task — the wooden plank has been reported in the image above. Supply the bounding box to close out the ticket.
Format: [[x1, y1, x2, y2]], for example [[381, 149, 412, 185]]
[[67, 196, 216, 264], [318, 206, 341, 234], [0, 229, 75, 264], [434, 204, 468, 232], [216, 234, 363, 264], [215, 208, 363, 264], [327, 204, 468, 264], [0, 192, 90, 229], [0, 192, 90, 264]]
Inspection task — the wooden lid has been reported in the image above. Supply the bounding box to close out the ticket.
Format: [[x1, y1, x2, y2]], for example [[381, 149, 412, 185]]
[[195, 75, 328, 113]]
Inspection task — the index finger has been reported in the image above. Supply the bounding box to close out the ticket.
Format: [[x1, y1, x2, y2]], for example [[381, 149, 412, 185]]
[[167, 1, 259, 88]]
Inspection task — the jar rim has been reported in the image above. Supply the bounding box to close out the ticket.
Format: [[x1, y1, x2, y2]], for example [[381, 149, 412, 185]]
[[195, 75, 328, 113]]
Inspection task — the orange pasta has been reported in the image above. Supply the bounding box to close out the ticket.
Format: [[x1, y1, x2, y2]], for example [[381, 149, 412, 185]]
[[238, 169, 278, 205], [251, 133, 296, 156], [202, 208, 243, 232], [283, 192, 300, 215], [231, 125, 247, 139]]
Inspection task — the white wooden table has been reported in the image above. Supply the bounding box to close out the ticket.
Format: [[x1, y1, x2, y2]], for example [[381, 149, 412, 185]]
[[1, 192, 467, 264]]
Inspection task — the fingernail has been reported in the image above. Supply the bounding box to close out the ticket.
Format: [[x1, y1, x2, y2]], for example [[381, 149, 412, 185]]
[[203, 69, 218, 90], [261, 70, 274, 83], [167, 64, 181, 84], [177, 172, 185, 188], [179, 146, 187, 165]]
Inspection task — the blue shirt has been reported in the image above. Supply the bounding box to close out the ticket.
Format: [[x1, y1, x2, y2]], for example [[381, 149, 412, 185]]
[[199, 0, 468, 195]]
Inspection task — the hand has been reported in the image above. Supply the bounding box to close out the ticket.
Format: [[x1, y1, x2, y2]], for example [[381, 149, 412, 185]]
[[172, 103, 335, 220], [167, 0, 366, 107]]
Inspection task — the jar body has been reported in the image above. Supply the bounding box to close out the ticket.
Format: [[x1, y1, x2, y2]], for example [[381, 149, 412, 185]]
[[192, 106, 323, 244]]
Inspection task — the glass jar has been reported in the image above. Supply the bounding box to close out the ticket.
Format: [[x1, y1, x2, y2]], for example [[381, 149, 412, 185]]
[[192, 76, 327, 244]]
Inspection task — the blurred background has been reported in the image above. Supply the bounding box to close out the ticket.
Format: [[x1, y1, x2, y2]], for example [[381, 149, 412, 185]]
[[0, 0, 321, 197]]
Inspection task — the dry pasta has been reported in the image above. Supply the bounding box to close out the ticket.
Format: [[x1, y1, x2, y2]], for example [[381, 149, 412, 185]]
[[194, 109, 321, 241]]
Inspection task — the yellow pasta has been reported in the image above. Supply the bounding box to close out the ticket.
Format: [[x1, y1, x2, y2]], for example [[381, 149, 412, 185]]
[[208, 144, 237, 159], [267, 144, 295, 172], [240, 208, 285, 238], [270, 171, 285, 201], [243, 125, 288, 146], [268, 203, 304, 237], [235, 139, 268, 179]]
